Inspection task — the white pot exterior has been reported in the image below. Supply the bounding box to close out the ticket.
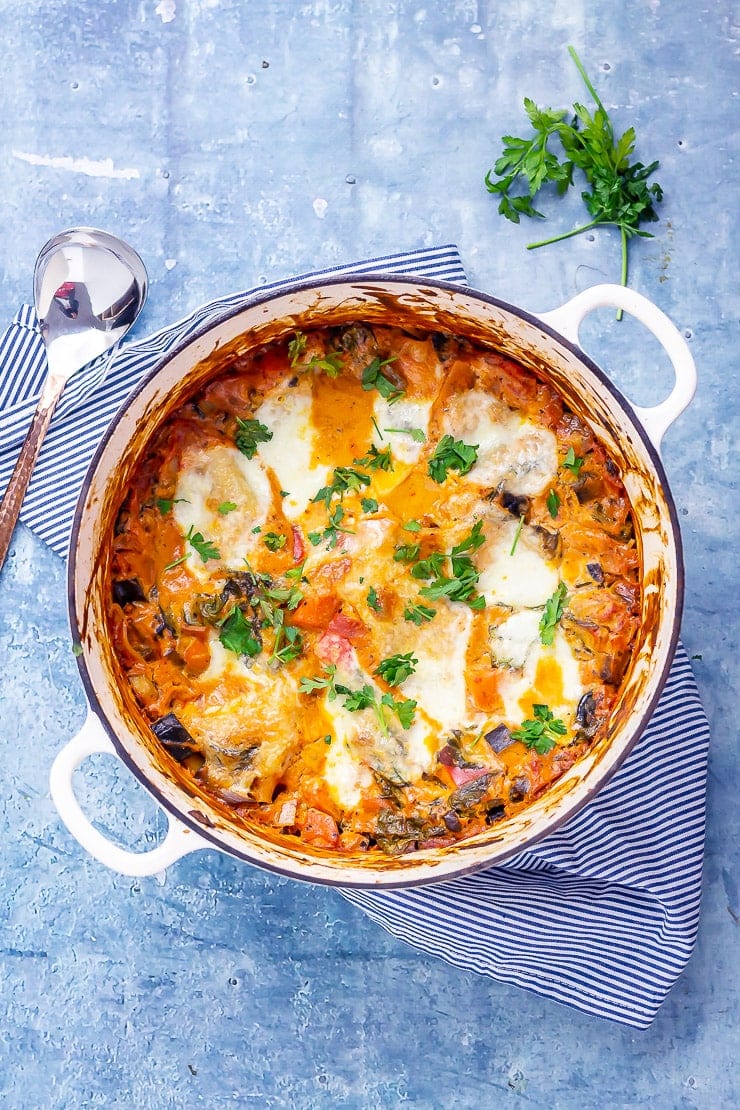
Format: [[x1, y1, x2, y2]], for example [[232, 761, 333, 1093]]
[[60, 278, 692, 886]]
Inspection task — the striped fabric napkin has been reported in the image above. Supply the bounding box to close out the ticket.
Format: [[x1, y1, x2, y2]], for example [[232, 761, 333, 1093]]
[[0, 245, 710, 1028]]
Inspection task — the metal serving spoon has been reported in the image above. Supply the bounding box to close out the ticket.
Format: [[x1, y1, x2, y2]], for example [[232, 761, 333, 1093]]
[[0, 227, 147, 573]]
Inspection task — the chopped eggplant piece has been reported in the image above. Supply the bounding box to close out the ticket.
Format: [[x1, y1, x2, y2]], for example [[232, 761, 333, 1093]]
[[534, 526, 560, 557], [431, 332, 455, 361], [443, 810, 462, 832], [486, 803, 505, 823], [586, 562, 605, 586], [484, 724, 513, 753], [112, 577, 147, 606], [509, 775, 529, 803], [575, 692, 597, 729], [151, 713, 199, 763], [501, 491, 530, 518]]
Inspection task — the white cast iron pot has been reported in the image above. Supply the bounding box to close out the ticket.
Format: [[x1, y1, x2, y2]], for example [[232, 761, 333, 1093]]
[[50, 278, 696, 886]]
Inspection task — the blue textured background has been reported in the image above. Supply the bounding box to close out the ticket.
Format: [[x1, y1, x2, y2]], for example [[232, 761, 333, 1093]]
[[0, 2, 737, 1106]]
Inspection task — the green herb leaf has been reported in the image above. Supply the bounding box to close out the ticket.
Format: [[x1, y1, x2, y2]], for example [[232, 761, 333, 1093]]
[[361, 356, 404, 402], [428, 435, 479, 483], [367, 585, 382, 612], [219, 608, 261, 657], [361, 497, 379, 514], [375, 652, 418, 686], [509, 515, 525, 556], [547, 489, 560, 518], [263, 532, 287, 552], [186, 526, 220, 562], [511, 703, 568, 753], [382, 693, 417, 730], [288, 330, 307, 366], [539, 582, 568, 645], [402, 520, 421, 533], [235, 417, 273, 459], [217, 501, 238, 515], [313, 466, 371, 508], [562, 446, 585, 475], [163, 554, 190, 571], [485, 46, 663, 307], [354, 444, 394, 472], [299, 664, 338, 699], [156, 497, 188, 514], [393, 543, 421, 563], [385, 426, 426, 443], [403, 601, 437, 625]]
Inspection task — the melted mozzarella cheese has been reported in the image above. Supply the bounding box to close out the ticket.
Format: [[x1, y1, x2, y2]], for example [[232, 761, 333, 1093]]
[[254, 383, 330, 519], [372, 394, 432, 464], [478, 517, 559, 608], [173, 443, 272, 579], [489, 609, 541, 670], [497, 629, 584, 726], [441, 389, 557, 496], [401, 605, 476, 734]]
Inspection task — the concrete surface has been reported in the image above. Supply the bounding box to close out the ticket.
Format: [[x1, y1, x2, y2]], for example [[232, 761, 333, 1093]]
[[0, 1, 737, 1107]]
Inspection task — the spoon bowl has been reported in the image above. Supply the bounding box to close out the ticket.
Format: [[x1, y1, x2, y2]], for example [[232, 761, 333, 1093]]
[[0, 227, 147, 572]]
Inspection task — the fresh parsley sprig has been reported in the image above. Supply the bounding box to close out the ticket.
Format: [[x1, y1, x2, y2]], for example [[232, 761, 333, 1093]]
[[235, 417, 273, 459], [361, 356, 404, 402], [428, 435, 479, 483], [539, 582, 568, 646], [485, 46, 663, 312], [375, 652, 418, 686], [186, 525, 220, 562], [511, 703, 568, 754]]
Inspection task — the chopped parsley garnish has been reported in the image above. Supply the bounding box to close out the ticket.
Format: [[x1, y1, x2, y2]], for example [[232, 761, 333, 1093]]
[[428, 435, 479, 483], [361, 356, 403, 402], [366, 585, 382, 612], [375, 652, 418, 686], [511, 704, 567, 754], [313, 466, 371, 509], [219, 607, 261, 658], [217, 501, 238, 515], [562, 446, 585, 476], [300, 667, 416, 732], [354, 444, 393, 471], [235, 417, 272, 459], [186, 526, 220, 562], [299, 664, 338, 698], [411, 520, 487, 610], [402, 520, 421, 533], [163, 554, 189, 571], [385, 426, 426, 443], [309, 504, 354, 549], [270, 622, 304, 665], [539, 582, 568, 646], [361, 497, 379, 514], [509, 515, 525, 556], [547, 489, 560, 518], [403, 601, 437, 625], [288, 329, 343, 376], [288, 330, 307, 366], [285, 560, 307, 581], [263, 532, 287, 552], [156, 497, 188, 514], [393, 543, 421, 563]]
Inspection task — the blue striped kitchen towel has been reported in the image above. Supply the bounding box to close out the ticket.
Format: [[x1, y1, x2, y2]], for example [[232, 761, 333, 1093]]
[[0, 244, 710, 1028]]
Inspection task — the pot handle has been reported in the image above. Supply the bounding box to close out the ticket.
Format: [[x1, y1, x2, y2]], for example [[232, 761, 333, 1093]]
[[49, 709, 208, 877], [537, 284, 697, 451]]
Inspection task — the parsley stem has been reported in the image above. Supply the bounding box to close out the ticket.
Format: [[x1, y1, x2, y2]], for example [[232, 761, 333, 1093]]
[[567, 45, 606, 115], [618, 224, 628, 320], [526, 218, 601, 250]]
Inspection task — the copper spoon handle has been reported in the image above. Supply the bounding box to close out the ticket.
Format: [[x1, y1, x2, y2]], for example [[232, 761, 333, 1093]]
[[0, 374, 64, 571]]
